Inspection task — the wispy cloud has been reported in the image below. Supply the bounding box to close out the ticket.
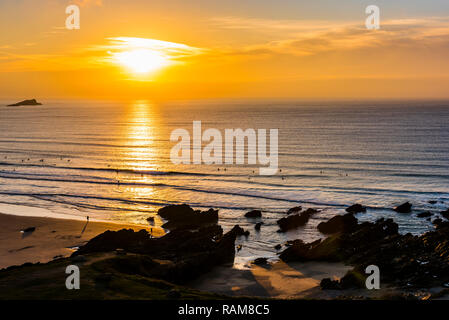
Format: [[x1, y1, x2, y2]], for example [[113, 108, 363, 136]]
[[73, 0, 103, 7], [211, 16, 449, 57], [0, 37, 205, 72], [92, 37, 205, 68]]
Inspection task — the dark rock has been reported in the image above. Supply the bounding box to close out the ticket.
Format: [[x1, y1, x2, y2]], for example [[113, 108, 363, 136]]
[[146, 216, 155, 223], [274, 244, 282, 250], [7, 99, 42, 106], [280, 216, 449, 289], [417, 211, 432, 218], [73, 224, 241, 284], [245, 210, 262, 218], [394, 202, 412, 213], [339, 270, 366, 289], [433, 218, 443, 226], [317, 213, 358, 234], [302, 208, 320, 216], [21, 227, 36, 233], [277, 208, 318, 232], [158, 204, 218, 230], [95, 273, 113, 283], [71, 255, 87, 263], [428, 200, 438, 205], [252, 258, 268, 265], [167, 289, 181, 299], [441, 209, 449, 220], [346, 204, 366, 214], [286, 206, 302, 215], [74, 229, 150, 254], [320, 278, 341, 290], [229, 225, 248, 237], [281, 218, 399, 263], [254, 222, 263, 231]]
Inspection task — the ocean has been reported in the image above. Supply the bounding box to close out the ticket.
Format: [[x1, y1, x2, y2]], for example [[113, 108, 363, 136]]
[[1, 99, 448, 267]]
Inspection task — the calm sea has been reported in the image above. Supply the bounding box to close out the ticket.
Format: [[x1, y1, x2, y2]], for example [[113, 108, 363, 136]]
[[1, 100, 448, 266]]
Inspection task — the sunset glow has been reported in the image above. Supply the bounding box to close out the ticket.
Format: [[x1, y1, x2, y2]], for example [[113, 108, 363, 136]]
[[1, 1, 449, 100], [113, 49, 170, 74]]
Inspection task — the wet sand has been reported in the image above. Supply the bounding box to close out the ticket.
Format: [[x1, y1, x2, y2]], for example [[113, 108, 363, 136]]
[[190, 261, 353, 299]]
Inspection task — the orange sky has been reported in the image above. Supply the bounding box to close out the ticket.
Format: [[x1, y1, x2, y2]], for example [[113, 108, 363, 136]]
[[1, 0, 449, 100]]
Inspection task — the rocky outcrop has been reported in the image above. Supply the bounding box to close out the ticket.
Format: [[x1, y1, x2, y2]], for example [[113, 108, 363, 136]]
[[320, 270, 365, 290], [317, 213, 358, 234], [7, 99, 42, 106], [394, 202, 412, 213], [245, 210, 262, 218], [73, 223, 241, 283], [345, 204, 366, 214], [281, 215, 449, 289], [157, 204, 218, 230], [277, 208, 318, 232], [286, 206, 302, 215], [417, 211, 432, 218]]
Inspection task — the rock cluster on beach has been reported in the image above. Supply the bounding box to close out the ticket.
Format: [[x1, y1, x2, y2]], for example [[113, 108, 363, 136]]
[[277, 208, 319, 232], [317, 213, 358, 234], [245, 210, 262, 218], [280, 212, 449, 290], [70, 204, 250, 284], [1, 201, 449, 299], [394, 201, 412, 213], [157, 204, 218, 230], [73, 224, 241, 284], [345, 203, 366, 214]]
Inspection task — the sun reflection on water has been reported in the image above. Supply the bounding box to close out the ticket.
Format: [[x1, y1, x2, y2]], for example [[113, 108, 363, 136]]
[[124, 100, 160, 171], [119, 101, 162, 217]]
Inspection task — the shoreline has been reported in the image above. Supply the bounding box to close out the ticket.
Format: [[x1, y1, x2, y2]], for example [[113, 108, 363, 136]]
[[0, 212, 164, 269], [0, 211, 357, 300], [1, 205, 448, 300]]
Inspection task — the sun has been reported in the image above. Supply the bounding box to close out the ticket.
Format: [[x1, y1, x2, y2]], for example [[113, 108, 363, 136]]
[[113, 49, 171, 74], [104, 37, 202, 78]]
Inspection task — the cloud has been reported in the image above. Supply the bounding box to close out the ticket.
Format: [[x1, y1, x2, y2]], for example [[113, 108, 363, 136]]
[[0, 37, 205, 73], [72, 0, 103, 7], [210, 16, 449, 58], [92, 37, 205, 66]]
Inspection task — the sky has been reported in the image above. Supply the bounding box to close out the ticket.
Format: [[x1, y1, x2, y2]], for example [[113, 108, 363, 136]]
[[1, 0, 449, 100]]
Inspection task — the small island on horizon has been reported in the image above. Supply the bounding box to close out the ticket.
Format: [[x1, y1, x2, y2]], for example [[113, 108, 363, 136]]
[[7, 99, 42, 106]]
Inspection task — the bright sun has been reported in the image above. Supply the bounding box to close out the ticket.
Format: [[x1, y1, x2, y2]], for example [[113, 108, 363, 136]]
[[114, 49, 170, 74], [105, 37, 202, 78]]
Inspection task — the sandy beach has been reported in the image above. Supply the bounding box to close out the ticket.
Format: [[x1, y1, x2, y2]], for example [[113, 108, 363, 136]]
[[190, 261, 352, 299], [0, 212, 359, 299], [0, 213, 164, 269]]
